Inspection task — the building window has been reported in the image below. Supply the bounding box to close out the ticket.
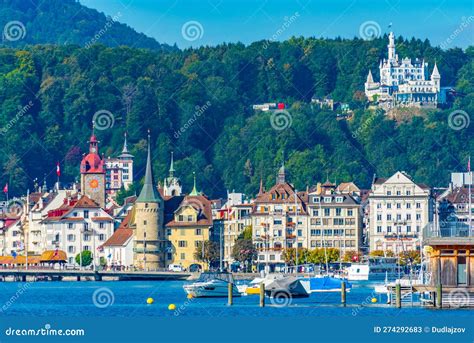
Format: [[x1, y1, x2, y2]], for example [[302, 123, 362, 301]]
[[68, 223, 74, 229], [143, 220, 147, 225], [377, 226, 382, 233], [167, 229, 171, 236], [406, 203, 411, 209], [178, 215, 184, 222], [178, 241, 187, 248], [99, 222, 104, 229], [348, 209, 353, 216], [195, 229, 202, 235], [387, 203, 391, 209], [187, 215, 193, 222], [335, 208, 342, 216], [67, 234, 75, 242], [84, 223, 89, 230], [68, 246, 75, 253], [313, 197, 320, 203], [99, 234, 105, 241], [84, 246, 90, 251], [324, 208, 330, 216], [416, 202, 421, 209], [180, 253, 185, 260], [84, 210, 89, 219], [84, 234, 91, 241]]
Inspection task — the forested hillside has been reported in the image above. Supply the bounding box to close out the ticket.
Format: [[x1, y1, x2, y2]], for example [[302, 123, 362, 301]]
[[0, 0, 173, 50], [0, 35, 472, 198]]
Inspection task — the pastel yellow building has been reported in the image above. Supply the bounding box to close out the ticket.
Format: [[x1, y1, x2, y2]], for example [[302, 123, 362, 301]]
[[165, 192, 213, 270]]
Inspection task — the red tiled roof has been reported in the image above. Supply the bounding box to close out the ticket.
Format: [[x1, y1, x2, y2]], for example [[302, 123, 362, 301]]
[[165, 195, 213, 227], [102, 211, 133, 247]]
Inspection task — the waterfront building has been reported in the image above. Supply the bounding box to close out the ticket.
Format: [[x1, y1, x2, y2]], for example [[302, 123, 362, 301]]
[[436, 185, 473, 227], [102, 210, 134, 268], [0, 217, 22, 256], [164, 176, 213, 270], [214, 192, 252, 266], [42, 195, 114, 265], [368, 171, 433, 253], [306, 181, 363, 253], [104, 133, 134, 196], [423, 222, 474, 306], [27, 189, 78, 256], [365, 32, 442, 109], [132, 133, 165, 270], [251, 163, 308, 272]]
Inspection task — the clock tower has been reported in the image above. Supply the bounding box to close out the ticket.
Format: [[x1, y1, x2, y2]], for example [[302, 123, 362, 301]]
[[80, 128, 106, 208]]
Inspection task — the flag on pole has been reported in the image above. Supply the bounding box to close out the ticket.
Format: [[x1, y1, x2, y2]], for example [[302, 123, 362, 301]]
[[3, 183, 7, 193], [468, 156, 471, 172], [56, 161, 61, 177]]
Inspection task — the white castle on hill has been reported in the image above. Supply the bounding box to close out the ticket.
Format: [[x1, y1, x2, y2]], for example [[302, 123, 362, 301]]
[[365, 32, 442, 109]]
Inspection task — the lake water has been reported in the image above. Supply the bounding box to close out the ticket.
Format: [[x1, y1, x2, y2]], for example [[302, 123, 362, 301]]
[[1, 280, 472, 317]]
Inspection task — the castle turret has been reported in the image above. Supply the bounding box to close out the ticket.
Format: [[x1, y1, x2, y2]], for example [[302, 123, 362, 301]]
[[431, 62, 441, 92], [134, 132, 164, 270], [387, 32, 396, 61]]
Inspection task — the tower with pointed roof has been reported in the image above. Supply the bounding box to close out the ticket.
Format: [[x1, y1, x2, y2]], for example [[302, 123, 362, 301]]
[[80, 125, 106, 208], [431, 62, 441, 92], [118, 132, 134, 190], [163, 152, 182, 197], [133, 131, 164, 270], [189, 172, 200, 196]]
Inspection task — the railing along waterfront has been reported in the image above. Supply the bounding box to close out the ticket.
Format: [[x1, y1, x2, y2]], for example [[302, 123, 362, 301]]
[[423, 222, 474, 239]]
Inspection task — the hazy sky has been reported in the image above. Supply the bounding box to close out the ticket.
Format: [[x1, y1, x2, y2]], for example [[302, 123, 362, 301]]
[[80, 0, 473, 48]]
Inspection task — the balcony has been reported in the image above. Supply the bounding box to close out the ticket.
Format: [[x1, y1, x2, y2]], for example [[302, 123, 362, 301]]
[[423, 223, 474, 246], [133, 247, 162, 253]]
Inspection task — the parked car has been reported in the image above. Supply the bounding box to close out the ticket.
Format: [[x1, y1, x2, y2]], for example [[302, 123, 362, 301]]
[[168, 264, 184, 272]]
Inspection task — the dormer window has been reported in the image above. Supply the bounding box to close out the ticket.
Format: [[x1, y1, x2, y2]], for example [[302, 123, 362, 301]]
[[324, 197, 332, 203], [313, 197, 320, 203], [272, 194, 276, 200], [281, 194, 286, 200], [336, 197, 343, 203]]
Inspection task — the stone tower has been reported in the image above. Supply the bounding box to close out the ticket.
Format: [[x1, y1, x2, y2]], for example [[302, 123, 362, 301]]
[[133, 132, 164, 270], [163, 152, 182, 196], [80, 127, 106, 208], [431, 62, 441, 92]]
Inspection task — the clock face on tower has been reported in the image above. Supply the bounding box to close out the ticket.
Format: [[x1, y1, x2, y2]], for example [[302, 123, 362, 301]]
[[88, 177, 100, 192]]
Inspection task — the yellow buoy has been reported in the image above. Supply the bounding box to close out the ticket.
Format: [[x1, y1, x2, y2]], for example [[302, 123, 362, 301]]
[[371, 298, 377, 303], [187, 294, 193, 299], [168, 304, 176, 311], [147, 297, 154, 304]]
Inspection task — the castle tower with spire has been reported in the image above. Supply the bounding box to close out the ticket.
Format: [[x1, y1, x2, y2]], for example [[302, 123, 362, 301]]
[[163, 152, 182, 197], [80, 125, 106, 207], [364, 31, 443, 109], [133, 132, 164, 270]]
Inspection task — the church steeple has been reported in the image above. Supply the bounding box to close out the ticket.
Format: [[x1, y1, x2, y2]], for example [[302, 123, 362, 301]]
[[169, 152, 175, 177], [136, 131, 162, 203], [366, 70, 374, 84], [189, 172, 199, 196]]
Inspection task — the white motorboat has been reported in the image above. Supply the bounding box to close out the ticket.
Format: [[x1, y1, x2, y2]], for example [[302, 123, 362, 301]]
[[183, 271, 241, 298], [346, 257, 403, 281]]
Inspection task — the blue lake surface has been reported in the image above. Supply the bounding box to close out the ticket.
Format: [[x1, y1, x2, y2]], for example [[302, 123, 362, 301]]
[[0, 280, 473, 317]]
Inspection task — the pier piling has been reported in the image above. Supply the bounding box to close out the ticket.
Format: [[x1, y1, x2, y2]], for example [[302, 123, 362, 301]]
[[341, 281, 346, 306], [228, 283, 233, 306], [436, 284, 442, 309], [395, 283, 401, 308], [259, 283, 265, 307]]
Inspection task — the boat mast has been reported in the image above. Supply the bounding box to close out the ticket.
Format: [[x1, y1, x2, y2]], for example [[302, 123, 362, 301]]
[[295, 189, 298, 274]]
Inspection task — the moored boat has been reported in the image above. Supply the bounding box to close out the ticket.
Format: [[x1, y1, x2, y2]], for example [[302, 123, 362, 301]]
[[183, 271, 241, 298]]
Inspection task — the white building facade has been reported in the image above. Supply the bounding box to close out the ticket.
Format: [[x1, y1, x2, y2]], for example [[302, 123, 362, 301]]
[[368, 171, 433, 253]]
